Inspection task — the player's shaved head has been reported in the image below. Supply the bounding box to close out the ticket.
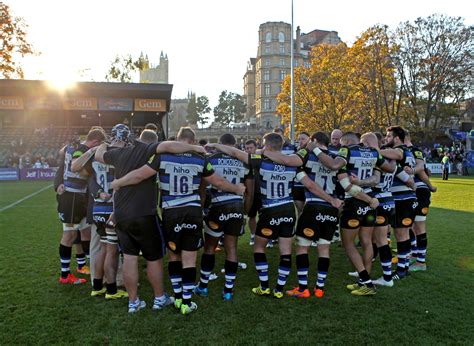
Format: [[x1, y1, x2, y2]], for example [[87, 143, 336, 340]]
[[361, 132, 379, 149]]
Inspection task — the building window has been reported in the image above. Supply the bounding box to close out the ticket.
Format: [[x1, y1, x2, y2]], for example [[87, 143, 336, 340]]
[[280, 70, 287, 80], [264, 84, 271, 95], [279, 58, 285, 66], [279, 45, 285, 54], [278, 31, 285, 42], [264, 45, 270, 54], [265, 58, 270, 66], [264, 99, 271, 110], [304, 61, 310, 68], [265, 32, 272, 43], [263, 70, 270, 81]]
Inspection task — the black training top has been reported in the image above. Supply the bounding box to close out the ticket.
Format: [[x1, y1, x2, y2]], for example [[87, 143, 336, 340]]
[[103, 140, 159, 223]]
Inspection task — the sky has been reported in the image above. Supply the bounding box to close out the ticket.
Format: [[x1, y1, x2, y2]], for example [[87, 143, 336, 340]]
[[11, 0, 474, 117]]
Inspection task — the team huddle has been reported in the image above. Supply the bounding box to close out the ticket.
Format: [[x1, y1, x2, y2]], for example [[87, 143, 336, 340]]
[[54, 123, 436, 315]]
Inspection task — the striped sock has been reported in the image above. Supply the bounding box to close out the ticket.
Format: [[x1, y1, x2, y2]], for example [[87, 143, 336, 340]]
[[168, 261, 183, 299], [59, 244, 72, 278], [224, 260, 238, 294], [296, 254, 309, 291], [76, 252, 86, 269], [254, 252, 269, 289], [378, 245, 392, 281], [316, 257, 329, 289], [409, 229, 417, 259], [198, 254, 215, 289], [182, 267, 196, 306], [416, 233, 427, 264], [396, 240, 411, 273], [275, 255, 291, 292]]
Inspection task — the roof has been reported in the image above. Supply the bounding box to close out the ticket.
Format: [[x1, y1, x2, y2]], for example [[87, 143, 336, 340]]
[[0, 79, 174, 111]]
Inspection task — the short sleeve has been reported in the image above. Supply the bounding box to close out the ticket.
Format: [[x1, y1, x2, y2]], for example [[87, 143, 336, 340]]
[[337, 147, 350, 173], [296, 148, 309, 165], [103, 147, 121, 166], [72, 144, 88, 159], [146, 153, 161, 172], [376, 152, 386, 167], [249, 154, 262, 171], [202, 157, 215, 177], [413, 148, 424, 160]]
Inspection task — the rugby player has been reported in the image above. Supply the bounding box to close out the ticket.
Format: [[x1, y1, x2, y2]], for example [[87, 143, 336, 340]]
[[72, 124, 130, 299], [381, 126, 417, 280], [262, 132, 344, 298], [57, 128, 106, 285], [110, 127, 245, 315], [244, 140, 259, 246], [405, 132, 436, 272], [96, 128, 208, 313], [209, 133, 301, 299], [292, 132, 310, 215], [308, 132, 395, 295], [194, 133, 254, 301]]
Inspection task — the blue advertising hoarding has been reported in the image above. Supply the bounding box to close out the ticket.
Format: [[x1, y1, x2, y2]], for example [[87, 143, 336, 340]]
[[98, 98, 133, 111]]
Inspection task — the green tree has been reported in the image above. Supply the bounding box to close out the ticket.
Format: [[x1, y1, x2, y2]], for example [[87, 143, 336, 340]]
[[187, 93, 211, 128], [213, 91, 246, 127], [0, 2, 35, 78], [105, 53, 148, 82], [393, 14, 474, 140]]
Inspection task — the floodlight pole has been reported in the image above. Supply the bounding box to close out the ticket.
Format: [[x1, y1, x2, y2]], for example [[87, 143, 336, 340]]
[[290, 0, 295, 144]]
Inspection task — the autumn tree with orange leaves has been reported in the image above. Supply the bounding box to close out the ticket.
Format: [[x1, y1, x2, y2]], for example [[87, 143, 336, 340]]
[[0, 2, 34, 79]]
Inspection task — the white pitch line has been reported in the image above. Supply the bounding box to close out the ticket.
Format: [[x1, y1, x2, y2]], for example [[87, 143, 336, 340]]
[[0, 184, 53, 213]]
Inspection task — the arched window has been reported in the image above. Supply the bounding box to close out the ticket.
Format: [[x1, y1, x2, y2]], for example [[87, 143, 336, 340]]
[[278, 32, 285, 42], [265, 32, 272, 43]]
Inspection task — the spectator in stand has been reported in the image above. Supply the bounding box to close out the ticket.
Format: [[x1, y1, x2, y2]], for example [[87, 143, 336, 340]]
[[33, 159, 42, 168]]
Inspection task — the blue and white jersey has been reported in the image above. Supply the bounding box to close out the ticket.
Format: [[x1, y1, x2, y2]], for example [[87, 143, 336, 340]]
[[63, 143, 89, 193], [338, 145, 386, 199], [208, 151, 252, 205], [295, 148, 337, 204], [281, 143, 297, 156], [91, 159, 114, 215], [148, 152, 214, 209], [390, 145, 416, 200], [250, 154, 297, 209]]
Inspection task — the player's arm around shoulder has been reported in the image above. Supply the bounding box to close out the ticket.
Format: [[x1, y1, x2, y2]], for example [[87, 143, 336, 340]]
[[156, 141, 207, 155], [262, 148, 303, 166], [111, 154, 159, 191], [205, 143, 249, 164]]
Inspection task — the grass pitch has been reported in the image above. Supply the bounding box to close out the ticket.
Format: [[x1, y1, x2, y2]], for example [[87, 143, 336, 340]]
[[0, 177, 473, 344]]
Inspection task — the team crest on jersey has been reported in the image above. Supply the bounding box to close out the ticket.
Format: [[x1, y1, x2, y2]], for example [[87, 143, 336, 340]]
[[415, 151, 424, 159], [261, 228, 273, 236], [206, 162, 213, 171], [303, 228, 314, 237]]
